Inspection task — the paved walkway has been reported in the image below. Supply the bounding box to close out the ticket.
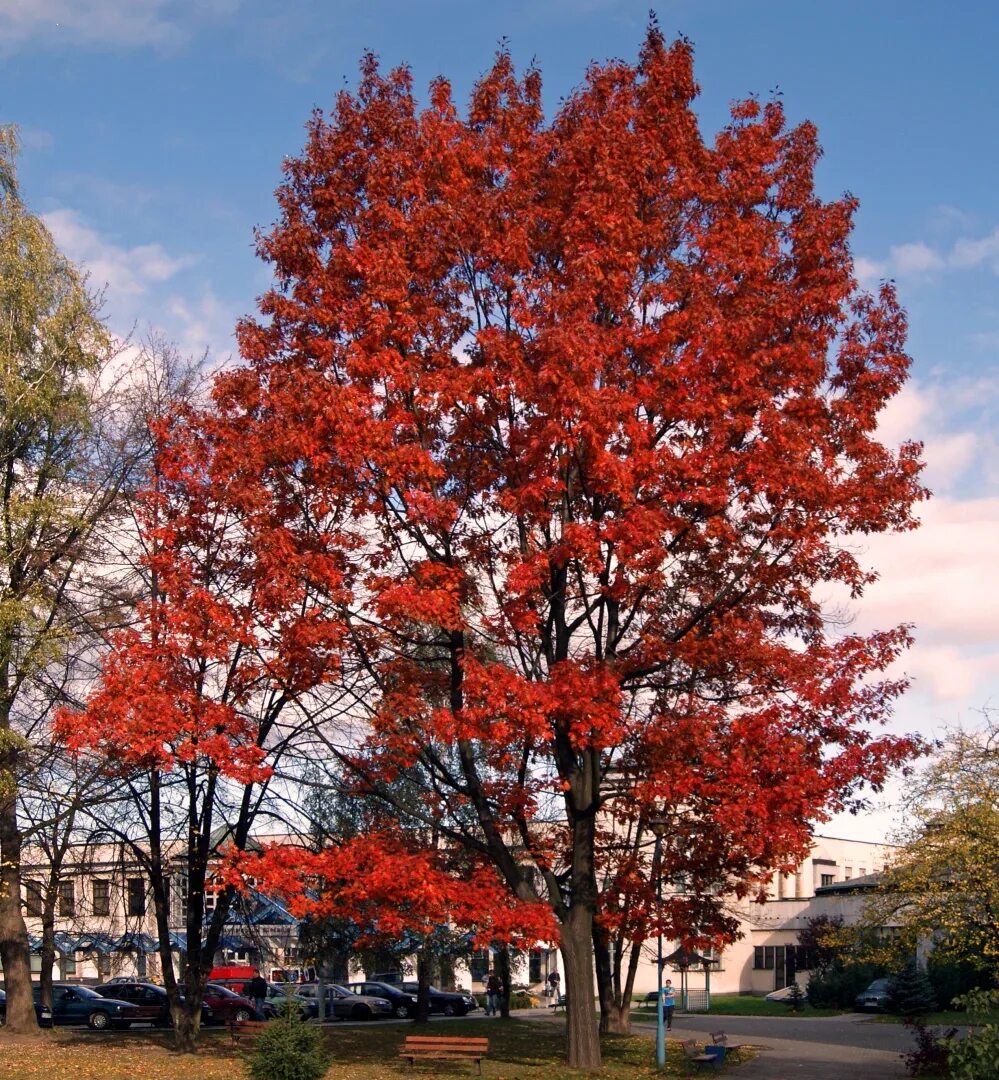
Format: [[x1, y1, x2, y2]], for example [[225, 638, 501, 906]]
[[634, 1014, 910, 1079], [522, 1010, 914, 1078]]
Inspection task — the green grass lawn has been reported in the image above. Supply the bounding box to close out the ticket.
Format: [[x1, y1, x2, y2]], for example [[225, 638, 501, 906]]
[[630, 993, 843, 1022], [0, 1017, 754, 1080]]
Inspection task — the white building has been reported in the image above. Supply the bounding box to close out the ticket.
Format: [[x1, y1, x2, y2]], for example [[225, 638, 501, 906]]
[[14, 832, 894, 997]]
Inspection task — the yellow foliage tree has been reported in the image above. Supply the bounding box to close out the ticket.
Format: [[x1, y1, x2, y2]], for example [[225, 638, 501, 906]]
[[861, 717, 999, 971]]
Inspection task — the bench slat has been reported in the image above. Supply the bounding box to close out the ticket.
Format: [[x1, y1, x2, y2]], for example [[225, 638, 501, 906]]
[[404, 1039, 489, 1048]]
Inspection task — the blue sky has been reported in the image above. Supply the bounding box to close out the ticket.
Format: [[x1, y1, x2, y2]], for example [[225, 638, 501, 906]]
[[4, 0, 998, 840]]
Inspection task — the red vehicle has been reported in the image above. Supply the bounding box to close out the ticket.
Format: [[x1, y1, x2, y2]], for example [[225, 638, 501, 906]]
[[209, 965, 257, 982], [203, 984, 258, 1023]]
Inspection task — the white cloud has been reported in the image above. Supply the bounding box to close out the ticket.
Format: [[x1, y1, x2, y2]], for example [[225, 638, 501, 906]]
[[42, 208, 196, 298], [0, 0, 239, 52], [949, 227, 999, 272], [890, 241, 943, 274], [167, 290, 238, 367], [857, 222, 999, 281]]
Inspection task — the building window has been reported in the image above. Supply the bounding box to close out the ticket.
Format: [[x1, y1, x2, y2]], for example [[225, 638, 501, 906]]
[[24, 880, 44, 917], [820, 874, 834, 888], [97, 953, 111, 976], [59, 880, 75, 917], [92, 880, 110, 917], [470, 949, 489, 983], [127, 877, 146, 917], [754, 946, 776, 970], [844, 867, 852, 881], [529, 949, 543, 984], [170, 874, 188, 923], [859, 867, 867, 877]]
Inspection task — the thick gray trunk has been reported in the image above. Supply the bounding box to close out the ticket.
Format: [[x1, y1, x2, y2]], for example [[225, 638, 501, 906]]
[[561, 908, 601, 1070], [0, 789, 37, 1032]]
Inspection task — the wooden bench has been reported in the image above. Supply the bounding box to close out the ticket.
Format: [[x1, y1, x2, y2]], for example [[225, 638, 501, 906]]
[[401, 1036, 490, 1075], [681, 1038, 722, 1072], [641, 991, 658, 1008], [549, 994, 567, 1012], [230, 1018, 268, 1047]]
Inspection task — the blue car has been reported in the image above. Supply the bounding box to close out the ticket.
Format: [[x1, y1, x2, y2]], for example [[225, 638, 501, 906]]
[[0, 988, 53, 1027], [33, 983, 140, 1029]]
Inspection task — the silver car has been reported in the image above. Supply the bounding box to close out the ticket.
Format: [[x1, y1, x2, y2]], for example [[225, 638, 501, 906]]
[[295, 982, 393, 1021]]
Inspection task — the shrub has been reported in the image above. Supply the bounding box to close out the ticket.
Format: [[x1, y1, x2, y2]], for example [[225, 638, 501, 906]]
[[947, 990, 999, 1080], [785, 983, 806, 1013], [901, 1017, 955, 1077], [807, 960, 886, 1009], [248, 1007, 329, 1080], [891, 960, 937, 1018]]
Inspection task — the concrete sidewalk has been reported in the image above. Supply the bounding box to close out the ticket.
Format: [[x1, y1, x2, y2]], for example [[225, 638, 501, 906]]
[[711, 1032, 907, 1079]]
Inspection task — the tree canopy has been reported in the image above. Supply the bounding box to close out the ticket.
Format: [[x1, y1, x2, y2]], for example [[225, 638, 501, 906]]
[[65, 26, 925, 1069], [861, 716, 999, 971]]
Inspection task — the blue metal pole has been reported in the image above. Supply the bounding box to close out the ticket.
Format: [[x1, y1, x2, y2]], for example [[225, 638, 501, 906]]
[[655, 833, 665, 1070]]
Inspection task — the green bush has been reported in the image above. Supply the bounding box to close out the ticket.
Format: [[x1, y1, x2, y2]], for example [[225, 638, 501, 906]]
[[248, 1008, 329, 1080], [891, 960, 937, 1017], [807, 961, 886, 1009], [948, 990, 999, 1080]]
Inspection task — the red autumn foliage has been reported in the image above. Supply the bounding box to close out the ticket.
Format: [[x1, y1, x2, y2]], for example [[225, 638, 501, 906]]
[[222, 835, 557, 949], [66, 25, 926, 1068]]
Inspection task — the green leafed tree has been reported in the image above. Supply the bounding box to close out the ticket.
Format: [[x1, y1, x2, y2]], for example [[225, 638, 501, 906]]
[[0, 125, 133, 1031], [859, 715, 999, 975]]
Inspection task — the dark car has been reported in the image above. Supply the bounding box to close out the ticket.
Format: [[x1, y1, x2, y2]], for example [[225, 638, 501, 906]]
[[854, 978, 893, 1012], [295, 982, 392, 1021], [212, 978, 307, 1019], [94, 981, 213, 1026], [401, 982, 478, 1016], [347, 980, 419, 1020], [36, 983, 140, 1030], [203, 984, 258, 1023], [0, 988, 53, 1027]]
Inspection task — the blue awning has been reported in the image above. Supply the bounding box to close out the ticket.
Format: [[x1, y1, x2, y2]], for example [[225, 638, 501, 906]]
[[217, 934, 253, 951], [52, 931, 79, 956], [114, 932, 159, 954], [168, 931, 187, 951], [75, 932, 119, 955]]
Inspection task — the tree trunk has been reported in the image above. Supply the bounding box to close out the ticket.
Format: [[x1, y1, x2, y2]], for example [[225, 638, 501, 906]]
[[0, 771, 37, 1033], [561, 906, 601, 1070], [171, 998, 202, 1054], [496, 945, 511, 1019], [39, 898, 57, 1010], [414, 948, 432, 1024], [594, 923, 631, 1034]]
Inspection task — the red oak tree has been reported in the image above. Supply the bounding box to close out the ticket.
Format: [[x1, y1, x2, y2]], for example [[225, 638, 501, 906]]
[[56, 408, 349, 1052], [77, 28, 924, 1068]]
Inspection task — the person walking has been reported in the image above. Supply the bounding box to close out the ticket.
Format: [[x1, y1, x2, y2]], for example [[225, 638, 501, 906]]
[[485, 970, 503, 1016], [248, 969, 268, 1020], [546, 970, 560, 999], [662, 978, 676, 1032]]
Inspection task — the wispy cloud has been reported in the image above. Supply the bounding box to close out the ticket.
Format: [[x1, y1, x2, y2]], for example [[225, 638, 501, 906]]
[[42, 208, 197, 297], [857, 223, 999, 282], [0, 0, 239, 52]]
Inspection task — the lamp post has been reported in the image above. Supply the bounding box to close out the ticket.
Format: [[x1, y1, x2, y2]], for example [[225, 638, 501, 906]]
[[649, 817, 669, 1070]]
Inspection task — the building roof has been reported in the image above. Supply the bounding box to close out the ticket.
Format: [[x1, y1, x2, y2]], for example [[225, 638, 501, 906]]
[[814, 871, 882, 895]]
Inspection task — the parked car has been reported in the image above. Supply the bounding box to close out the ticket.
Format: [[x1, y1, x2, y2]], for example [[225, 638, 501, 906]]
[[0, 988, 53, 1027], [854, 978, 894, 1012], [36, 984, 140, 1030], [94, 981, 213, 1026], [346, 980, 419, 1019], [211, 978, 308, 1019], [203, 984, 258, 1023], [294, 982, 393, 1021], [400, 982, 478, 1016]]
